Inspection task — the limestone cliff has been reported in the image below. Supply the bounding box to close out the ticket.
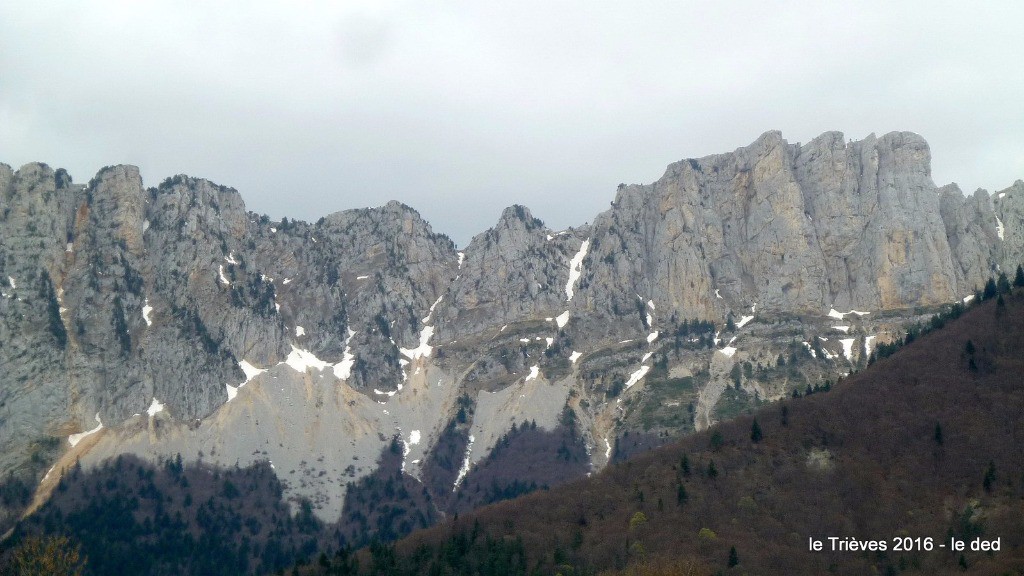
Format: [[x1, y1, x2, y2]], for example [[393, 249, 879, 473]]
[[1, 130, 1020, 525]]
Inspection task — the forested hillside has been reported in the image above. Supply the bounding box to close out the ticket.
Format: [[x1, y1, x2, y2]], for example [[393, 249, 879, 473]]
[[305, 287, 1024, 575]]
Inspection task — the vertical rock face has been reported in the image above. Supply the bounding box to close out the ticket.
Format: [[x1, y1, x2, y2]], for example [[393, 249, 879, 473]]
[[939, 184, 1000, 290], [573, 131, 970, 326], [995, 180, 1024, 272], [436, 205, 577, 340], [1, 130, 1022, 525]]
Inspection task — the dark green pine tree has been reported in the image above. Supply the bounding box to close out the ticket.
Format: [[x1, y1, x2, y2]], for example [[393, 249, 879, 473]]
[[983, 461, 996, 493], [728, 546, 739, 567], [997, 272, 1011, 294], [983, 277, 998, 300], [933, 423, 943, 446], [1014, 265, 1024, 288], [750, 418, 763, 443]]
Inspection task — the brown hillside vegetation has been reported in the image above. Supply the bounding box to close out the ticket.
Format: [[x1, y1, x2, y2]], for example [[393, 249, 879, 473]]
[[315, 291, 1024, 575]]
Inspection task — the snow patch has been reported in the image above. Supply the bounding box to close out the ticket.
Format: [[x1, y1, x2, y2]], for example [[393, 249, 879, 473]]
[[565, 239, 590, 301], [68, 413, 103, 447], [239, 360, 266, 382], [333, 329, 357, 380], [828, 308, 870, 319], [545, 337, 554, 348], [226, 384, 238, 401], [645, 312, 653, 327], [453, 435, 475, 491], [66, 242, 73, 252], [715, 288, 722, 299], [525, 365, 539, 381], [641, 351, 652, 363], [356, 275, 369, 280], [519, 338, 530, 343], [840, 338, 855, 360], [996, 216, 1005, 240], [647, 299, 655, 310], [720, 346, 737, 357], [457, 252, 465, 269], [802, 341, 816, 358], [555, 310, 570, 329], [605, 437, 612, 460], [401, 429, 422, 471], [400, 326, 434, 360], [864, 335, 877, 357], [283, 277, 292, 285], [832, 325, 850, 333], [284, 346, 331, 373], [624, 365, 650, 390], [962, 294, 975, 304], [7, 276, 15, 289], [142, 219, 150, 232], [146, 398, 165, 417], [569, 351, 582, 364], [422, 295, 443, 324], [225, 252, 239, 265], [142, 299, 153, 326], [736, 314, 754, 329], [218, 265, 230, 285], [295, 325, 305, 337], [646, 331, 659, 343]]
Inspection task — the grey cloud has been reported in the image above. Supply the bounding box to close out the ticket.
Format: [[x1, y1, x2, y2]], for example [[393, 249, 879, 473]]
[[1, 1, 1022, 246]]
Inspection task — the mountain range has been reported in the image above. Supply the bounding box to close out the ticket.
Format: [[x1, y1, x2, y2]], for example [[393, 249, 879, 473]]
[[1, 130, 1022, 554]]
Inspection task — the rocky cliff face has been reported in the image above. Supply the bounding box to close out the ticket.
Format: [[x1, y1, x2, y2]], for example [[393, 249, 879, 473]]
[[1, 130, 1020, 526]]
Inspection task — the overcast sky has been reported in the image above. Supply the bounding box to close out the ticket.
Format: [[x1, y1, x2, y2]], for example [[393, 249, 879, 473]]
[[2, 2, 1022, 246]]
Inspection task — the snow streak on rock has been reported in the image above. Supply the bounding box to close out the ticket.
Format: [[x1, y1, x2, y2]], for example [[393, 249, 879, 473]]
[[453, 435, 475, 491], [400, 326, 435, 360], [332, 329, 357, 380], [623, 365, 650, 391], [68, 413, 103, 447], [565, 239, 590, 301]]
